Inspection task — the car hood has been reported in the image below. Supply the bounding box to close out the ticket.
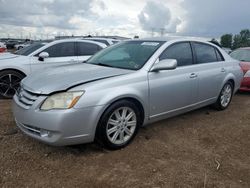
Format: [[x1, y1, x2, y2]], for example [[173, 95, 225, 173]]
[[0, 52, 20, 60], [22, 63, 134, 95]]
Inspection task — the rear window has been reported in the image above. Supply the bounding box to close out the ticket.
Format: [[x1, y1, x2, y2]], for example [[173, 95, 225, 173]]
[[215, 49, 224, 61], [194, 42, 218, 64], [230, 49, 250, 62]]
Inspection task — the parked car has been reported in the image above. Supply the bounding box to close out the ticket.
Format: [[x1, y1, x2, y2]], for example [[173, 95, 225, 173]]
[[0, 42, 6, 53], [0, 39, 106, 98], [230, 47, 250, 91], [14, 42, 32, 50], [12, 38, 243, 149], [83, 37, 120, 46], [5, 40, 22, 49]]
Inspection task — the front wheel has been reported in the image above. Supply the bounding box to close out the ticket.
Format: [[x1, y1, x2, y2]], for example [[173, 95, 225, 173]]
[[213, 82, 233, 110], [0, 70, 25, 99], [96, 100, 142, 150]]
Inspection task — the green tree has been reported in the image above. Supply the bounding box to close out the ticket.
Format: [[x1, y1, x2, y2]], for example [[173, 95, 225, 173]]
[[232, 29, 250, 49], [232, 34, 241, 49], [239, 29, 250, 46], [220, 34, 232, 48]]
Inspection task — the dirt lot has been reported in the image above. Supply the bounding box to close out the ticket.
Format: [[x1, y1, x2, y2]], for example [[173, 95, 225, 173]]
[[0, 93, 250, 188]]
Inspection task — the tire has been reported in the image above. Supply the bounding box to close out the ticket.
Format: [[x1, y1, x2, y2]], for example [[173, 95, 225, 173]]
[[213, 81, 234, 110], [96, 100, 142, 150], [0, 70, 25, 99], [17, 46, 23, 50]]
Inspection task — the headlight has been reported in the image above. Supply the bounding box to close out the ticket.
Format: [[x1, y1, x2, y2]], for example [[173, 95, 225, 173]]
[[40, 91, 84, 110]]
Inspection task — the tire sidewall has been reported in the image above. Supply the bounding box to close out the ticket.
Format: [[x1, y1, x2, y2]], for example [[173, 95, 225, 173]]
[[217, 82, 233, 110], [96, 100, 141, 150]]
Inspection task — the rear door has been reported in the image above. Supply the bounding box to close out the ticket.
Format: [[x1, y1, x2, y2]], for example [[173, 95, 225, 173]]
[[192, 42, 225, 102], [148, 42, 198, 118], [76, 42, 103, 62]]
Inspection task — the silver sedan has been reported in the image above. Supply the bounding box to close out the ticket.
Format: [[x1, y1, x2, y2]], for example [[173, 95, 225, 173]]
[[12, 38, 243, 150]]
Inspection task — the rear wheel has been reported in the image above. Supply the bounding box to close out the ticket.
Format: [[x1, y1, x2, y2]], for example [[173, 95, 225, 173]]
[[213, 81, 233, 110], [96, 100, 142, 150], [0, 70, 25, 99]]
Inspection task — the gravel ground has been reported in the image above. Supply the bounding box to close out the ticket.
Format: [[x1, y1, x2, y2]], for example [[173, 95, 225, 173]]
[[0, 93, 250, 187]]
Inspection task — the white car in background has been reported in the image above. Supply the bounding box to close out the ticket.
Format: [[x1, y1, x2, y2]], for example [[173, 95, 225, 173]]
[[14, 42, 32, 50], [83, 37, 120, 46], [0, 39, 106, 98]]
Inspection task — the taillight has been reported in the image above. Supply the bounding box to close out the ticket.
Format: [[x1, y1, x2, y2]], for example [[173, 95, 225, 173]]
[[239, 63, 248, 75]]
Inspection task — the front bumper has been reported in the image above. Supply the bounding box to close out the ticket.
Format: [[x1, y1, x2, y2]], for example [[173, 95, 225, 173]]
[[12, 94, 106, 146]]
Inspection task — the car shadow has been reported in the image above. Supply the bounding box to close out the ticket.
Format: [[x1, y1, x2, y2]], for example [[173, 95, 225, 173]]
[[58, 105, 214, 155]]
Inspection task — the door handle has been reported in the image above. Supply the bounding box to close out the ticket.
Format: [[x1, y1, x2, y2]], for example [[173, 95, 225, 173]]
[[190, 73, 197, 78], [221, 68, 226, 73]]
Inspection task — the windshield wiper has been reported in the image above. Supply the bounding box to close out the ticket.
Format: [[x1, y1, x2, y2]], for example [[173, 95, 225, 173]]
[[96, 63, 115, 68]]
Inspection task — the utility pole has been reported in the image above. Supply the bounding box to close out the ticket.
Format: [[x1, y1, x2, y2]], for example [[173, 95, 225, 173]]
[[160, 28, 165, 37], [151, 28, 154, 37]]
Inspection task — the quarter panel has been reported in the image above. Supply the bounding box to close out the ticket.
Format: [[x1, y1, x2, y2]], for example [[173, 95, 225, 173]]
[[222, 60, 243, 93]]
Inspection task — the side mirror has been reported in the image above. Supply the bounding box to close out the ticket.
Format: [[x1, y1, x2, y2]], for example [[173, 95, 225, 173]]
[[151, 59, 177, 72], [38, 52, 49, 61]]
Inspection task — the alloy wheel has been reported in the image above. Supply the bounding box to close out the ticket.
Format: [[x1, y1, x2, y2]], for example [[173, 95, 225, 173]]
[[0, 74, 22, 98], [106, 107, 137, 145], [220, 84, 232, 108]]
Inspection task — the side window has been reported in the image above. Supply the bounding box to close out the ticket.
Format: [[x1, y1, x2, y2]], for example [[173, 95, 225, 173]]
[[77, 42, 101, 56], [215, 49, 224, 61], [42, 42, 75, 57], [194, 43, 218, 64], [159, 42, 193, 67]]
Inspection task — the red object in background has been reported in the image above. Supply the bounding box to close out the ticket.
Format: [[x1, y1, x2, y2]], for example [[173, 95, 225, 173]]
[[230, 48, 250, 91], [0, 47, 6, 53], [239, 61, 250, 91]]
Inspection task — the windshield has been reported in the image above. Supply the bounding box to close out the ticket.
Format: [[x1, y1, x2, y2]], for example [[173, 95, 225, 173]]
[[87, 40, 164, 70], [230, 49, 250, 62], [15, 43, 45, 56]]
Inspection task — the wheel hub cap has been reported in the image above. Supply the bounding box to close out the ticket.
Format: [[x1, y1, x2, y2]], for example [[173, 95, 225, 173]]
[[106, 107, 137, 145], [0, 74, 22, 98], [220, 84, 232, 107]]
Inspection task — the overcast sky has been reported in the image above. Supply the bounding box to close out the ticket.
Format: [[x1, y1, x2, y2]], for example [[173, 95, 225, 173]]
[[0, 0, 249, 39]]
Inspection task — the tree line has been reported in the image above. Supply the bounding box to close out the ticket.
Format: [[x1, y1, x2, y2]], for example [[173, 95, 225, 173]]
[[220, 29, 250, 50]]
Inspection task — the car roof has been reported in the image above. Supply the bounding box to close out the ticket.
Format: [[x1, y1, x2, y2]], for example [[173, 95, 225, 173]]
[[83, 37, 120, 41], [238, 47, 250, 50], [49, 38, 107, 48], [130, 37, 218, 47]]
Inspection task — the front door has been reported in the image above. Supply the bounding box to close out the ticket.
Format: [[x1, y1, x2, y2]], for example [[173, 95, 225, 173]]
[[30, 42, 78, 73], [148, 42, 198, 118]]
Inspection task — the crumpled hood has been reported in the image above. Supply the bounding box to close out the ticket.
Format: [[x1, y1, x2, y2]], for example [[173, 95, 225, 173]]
[[22, 63, 134, 94], [0, 52, 20, 60]]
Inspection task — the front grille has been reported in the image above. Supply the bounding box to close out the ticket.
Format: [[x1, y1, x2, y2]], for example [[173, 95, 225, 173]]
[[16, 87, 40, 109]]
